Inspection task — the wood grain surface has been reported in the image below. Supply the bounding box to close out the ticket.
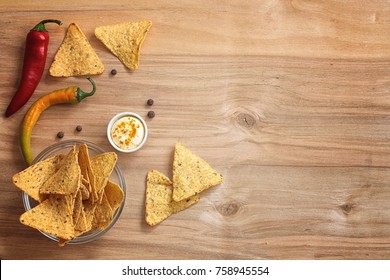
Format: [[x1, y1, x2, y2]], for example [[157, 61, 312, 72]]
[[1, 0, 390, 260]]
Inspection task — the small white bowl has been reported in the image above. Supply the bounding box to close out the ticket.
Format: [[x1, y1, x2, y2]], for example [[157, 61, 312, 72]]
[[107, 112, 148, 153]]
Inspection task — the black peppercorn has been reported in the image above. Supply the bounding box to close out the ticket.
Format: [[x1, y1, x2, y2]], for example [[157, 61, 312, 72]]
[[57, 131, 64, 138], [147, 111, 155, 118], [76, 125, 82, 132], [111, 69, 117, 75], [147, 99, 154, 106]]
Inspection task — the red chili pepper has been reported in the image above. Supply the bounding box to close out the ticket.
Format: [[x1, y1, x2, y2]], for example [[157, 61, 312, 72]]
[[5, 19, 62, 117]]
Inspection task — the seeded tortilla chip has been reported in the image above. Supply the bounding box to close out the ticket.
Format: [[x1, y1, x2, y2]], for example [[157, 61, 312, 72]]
[[78, 144, 96, 202], [12, 155, 64, 202], [145, 170, 199, 226], [92, 193, 113, 230], [72, 190, 83, 225], [20, 195, 75, 240], [172, 143, 223, 202], [171, 195, 200, 214], [104, 181, 124, 213], [95, 175, 109, 203], [145, 170, 173, 226], [50, 23, 104, 77], [39, 147, 81, 201], [80, 179, 90, 200], [91, 152, 117, 195], [83, 199, 97, 232], [74, 206, 88, 237], [95, 21, 152, 70]]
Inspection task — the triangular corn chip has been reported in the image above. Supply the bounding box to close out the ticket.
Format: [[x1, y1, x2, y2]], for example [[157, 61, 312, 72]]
[[20, 195, 75, 241], [104, 180, 124, 213], [74, 205, 88, 237], [12, 155, 64, 202], [83, 199, 97, 233], [172, 143, 223, 202], [78, 144, 96, 202], [92, 192, 113, 230], [145, 170, 199, 226], [79, 179, 90, 200], [91, 152, 118, 196], [39, 147, 81, 201], [95, 21, 152, 70], [72, 190, 83, 226], [50, 23, 104, 77]]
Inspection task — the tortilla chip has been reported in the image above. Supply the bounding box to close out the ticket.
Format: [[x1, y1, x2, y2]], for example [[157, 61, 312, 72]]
[[78, 145, 91, 182], [49, 23, 104, 77], [12, 155, 64, 202], [92, 193, 113, 230], [104, 181, 124, 213], [145, 170, 174, 226], [78, 144, 96, 202], [76, 207, 87, 227], [79, 179, 90, 200], [172, 143, 223, 202], [20, 195, 75, 240], [39, 147, 81, 201], [91, 152, 117, 195], [145, 170, 199, 226], [81, 176, 89, 187], [171, 195, 200, 214], [94, 175, 109, 203], [95, 21, 152, 70], [74, 205, 88, 237], [83, 199, 97, 232], [72, 190, 83, 225], [68, 177, 82, 213]]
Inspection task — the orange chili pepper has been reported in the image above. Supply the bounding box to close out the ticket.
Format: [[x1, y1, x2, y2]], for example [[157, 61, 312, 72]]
[[20, 77, 96, 166]]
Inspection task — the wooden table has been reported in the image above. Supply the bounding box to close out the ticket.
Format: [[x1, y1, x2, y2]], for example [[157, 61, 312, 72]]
[[1, 0, 390, 260]]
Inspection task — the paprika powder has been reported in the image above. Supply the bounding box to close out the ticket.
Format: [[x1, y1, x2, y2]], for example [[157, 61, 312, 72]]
[[5, 19, 62, 117], [20, 77, 96, 166]]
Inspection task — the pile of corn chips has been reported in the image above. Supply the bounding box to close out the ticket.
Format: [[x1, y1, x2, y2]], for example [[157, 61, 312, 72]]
[[145, 143, 224, 226], [13, 144, 124, 246], [49, 20, 152, 77]]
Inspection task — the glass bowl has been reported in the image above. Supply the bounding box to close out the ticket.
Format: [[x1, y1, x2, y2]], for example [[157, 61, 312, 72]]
[[22, 139, 126, 244]]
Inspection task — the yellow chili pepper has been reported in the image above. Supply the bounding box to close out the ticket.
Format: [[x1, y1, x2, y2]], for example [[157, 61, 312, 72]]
[[20, 77, 96, 166]]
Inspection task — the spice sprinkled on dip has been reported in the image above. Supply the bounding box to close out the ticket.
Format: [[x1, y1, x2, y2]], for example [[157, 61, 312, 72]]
[[107, 112, 148, 153]]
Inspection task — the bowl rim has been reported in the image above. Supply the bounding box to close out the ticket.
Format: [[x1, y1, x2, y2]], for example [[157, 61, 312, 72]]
[[106, 112, 148, 153], [22, 139, 126, 245]]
